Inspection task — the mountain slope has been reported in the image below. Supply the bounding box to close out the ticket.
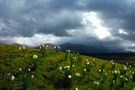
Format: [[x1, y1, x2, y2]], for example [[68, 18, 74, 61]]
[[59, 43, 125, 53], [0, 44, 135, 90]]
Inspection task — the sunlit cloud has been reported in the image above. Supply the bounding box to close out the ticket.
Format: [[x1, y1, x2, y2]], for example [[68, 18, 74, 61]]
[[67, 11, 112, 40], [118, 29, 129, 35], [12, 34, 71, 46], [125, 49, 135, 52]]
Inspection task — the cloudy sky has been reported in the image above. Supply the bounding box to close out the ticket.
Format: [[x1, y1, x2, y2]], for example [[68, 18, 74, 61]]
[[0, 0, 135, 52]]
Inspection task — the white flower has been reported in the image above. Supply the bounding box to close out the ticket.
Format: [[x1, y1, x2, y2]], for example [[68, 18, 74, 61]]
[[98, 69, 101, 72], [64, 66, 66, 69], [11, 75, 15, 80], [87, 62, 90, 65], [66, 66, 70, 69], [84, 69, 87, 72], [64, 65, 70, 70], [59, 66, 62, 70], [42, 44, 45, 47], [124, 77, 128, 81], [67, 49, 71, 53], [123, 65, 127, 70], [31, 75, 34, 78], [45, 47, 47, 49], [72, 64, 75, 68], [75, 87, 79, 90], [28, 68, 31, 71], [73, 57, 76, 60], [111, 60, 114, 62], [57, 46, 60, 49], [117, 70, 120, 74], [86, 59, 88, 62], [114, 70, 118, 74], [68, 75, 72, 79], [39, 46, 42, 49], [120, 75, 123, 78], [54, 46, 56, 49], [33, 55, 38, 59], [112, 62, 115, 65], [46, 45, 48, 48], [19, 47, 22, 50], [94, 81, 100, 85], [22, 46, 26, 49], [111, 60, 115, 65], [113, 80, 115, 84], [75, 73, 81, 77], [19, 68, 22, 71], [130, 75, 133, 78]]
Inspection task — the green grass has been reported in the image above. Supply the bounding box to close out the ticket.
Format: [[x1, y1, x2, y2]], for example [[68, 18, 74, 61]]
[[0, 44, 135, 90]]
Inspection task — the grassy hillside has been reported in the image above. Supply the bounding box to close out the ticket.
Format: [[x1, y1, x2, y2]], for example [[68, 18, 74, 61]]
[[0, 44, 135, 90]]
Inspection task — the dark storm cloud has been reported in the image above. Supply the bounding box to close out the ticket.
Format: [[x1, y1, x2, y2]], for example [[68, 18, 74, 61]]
[[0, 0, 134, 36], [0, 0, 82, 37], [38, 11, 82, 36], [80, 0, 135, 45], [83, 0, 135, 32], [0, 0, 134, 52]]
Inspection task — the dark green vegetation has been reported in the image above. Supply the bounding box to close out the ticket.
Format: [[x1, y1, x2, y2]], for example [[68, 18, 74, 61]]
[[83, 53, 135, 65], [0, 44, 135, 90]]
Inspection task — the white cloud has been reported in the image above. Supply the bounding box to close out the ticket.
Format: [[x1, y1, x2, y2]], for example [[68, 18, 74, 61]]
[[94, 26, 111, 39], [67, 11, 112, 40], [120, 41, 135, 51], [12, 33, 71, 46], [118, 29, 129, 35], [125, 49, 135, 52]]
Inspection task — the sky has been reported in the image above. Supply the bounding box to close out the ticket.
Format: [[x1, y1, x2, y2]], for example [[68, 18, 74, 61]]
[[0, 0, 135, 52]]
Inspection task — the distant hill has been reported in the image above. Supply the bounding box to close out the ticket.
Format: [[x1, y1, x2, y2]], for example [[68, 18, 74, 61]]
[[59, 43, 111, 53], [4, 43, 135, 63], [59, 43, 135, 63]]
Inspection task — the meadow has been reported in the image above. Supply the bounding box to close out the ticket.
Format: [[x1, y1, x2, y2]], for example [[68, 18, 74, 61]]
[[0, 44, 135, 90]]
